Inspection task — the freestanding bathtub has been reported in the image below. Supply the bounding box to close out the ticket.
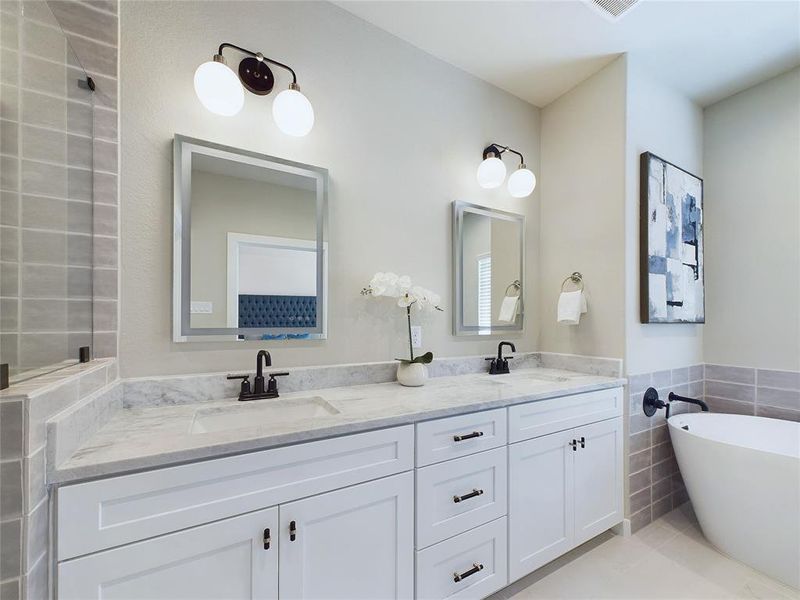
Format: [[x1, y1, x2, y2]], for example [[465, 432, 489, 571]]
[[668, 413, 800, 589]]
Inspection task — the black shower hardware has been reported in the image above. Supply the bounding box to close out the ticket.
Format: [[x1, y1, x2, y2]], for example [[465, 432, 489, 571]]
[[642, 387, 709, 418], [486, 341, 516, 374], [227, 350, 289, 401]]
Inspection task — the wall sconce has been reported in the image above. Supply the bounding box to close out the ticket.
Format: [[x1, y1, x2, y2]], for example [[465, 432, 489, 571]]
[[194, 43, 314, 137], [476, 144, 536, 198]]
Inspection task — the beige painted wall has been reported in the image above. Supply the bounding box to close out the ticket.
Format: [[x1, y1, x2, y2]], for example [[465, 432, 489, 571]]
[[703, 67, 800, 371], [189, 172, 316, 328], [538, 57, 628, 359], [624, 56, 705, 374], [120, 1, 540, 377]]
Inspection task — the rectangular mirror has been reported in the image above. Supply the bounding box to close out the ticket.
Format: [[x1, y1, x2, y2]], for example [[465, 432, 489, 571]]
[[453, 201, 525, 336], [173, 136, 327, 342]]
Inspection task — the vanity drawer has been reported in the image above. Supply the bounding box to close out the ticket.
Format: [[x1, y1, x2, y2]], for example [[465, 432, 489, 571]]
[[416, 447, 507, 549], [508, 387, 623, 443], [57, 425, 413, 561], [416, 408, 507, 467], [415, 517, 508, 600]]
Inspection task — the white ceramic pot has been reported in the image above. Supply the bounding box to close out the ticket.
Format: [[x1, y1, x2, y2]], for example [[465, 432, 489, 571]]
[[396, 362, 428, 387]]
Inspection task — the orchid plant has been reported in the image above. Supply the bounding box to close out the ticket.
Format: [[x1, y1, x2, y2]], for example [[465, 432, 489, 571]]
[[361, 272, 444, 365]]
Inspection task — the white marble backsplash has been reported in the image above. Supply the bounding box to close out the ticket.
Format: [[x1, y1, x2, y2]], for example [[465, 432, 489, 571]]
[[121, 352, 620, 409]]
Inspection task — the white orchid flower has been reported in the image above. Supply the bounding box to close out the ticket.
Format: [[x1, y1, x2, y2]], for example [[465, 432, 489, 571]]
[[397, 292, 415, 308]]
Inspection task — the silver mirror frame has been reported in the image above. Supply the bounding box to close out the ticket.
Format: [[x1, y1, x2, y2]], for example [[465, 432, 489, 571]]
[[452, 200, 525, 336], [173, 135, 328, 342]]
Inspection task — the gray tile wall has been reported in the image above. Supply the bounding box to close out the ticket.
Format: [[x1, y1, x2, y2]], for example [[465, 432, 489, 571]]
[[0, 359, 116, 599], [627, 365, 703, 533], [0, 0, 119, 381], [704, 364, 800, 422]]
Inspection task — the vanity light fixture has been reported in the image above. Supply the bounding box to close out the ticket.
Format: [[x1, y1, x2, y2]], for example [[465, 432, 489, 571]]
[[194, 43, 314, 137], [476, 144, 537, 198]]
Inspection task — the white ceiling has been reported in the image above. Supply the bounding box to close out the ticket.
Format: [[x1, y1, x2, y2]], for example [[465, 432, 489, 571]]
[[336, 0, 800, 107]]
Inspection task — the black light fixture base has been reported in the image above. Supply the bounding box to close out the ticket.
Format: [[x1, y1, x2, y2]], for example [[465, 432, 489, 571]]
[[238, 57, 274, 95], [482, 144, 503, 159]]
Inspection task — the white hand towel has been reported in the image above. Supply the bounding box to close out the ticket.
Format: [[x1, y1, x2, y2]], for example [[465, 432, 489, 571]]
[[498, 295, 520, 323], [558, 290, 587, 325]]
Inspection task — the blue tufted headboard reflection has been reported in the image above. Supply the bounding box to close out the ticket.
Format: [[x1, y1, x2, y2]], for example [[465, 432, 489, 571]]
[[238, 295, 317, 328]]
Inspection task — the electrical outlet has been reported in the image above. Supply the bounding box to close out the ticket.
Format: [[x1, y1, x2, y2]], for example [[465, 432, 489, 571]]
[[410, 326, 423, 348], [191, 301, 213, 314]]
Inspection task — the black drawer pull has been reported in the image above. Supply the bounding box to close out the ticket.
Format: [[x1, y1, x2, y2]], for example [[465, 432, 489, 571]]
[[453, 563, 484, 582], [453, 431, 483, 442], [453, 489, 484, 503], [568, 439, 577, 451], [289, 520, 297, 541], [579, 436, 585, 448], [263, 528, 271, 550]]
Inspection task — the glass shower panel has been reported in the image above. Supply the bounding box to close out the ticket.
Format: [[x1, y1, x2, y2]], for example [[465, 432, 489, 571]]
[[0, 1, 94, 384]]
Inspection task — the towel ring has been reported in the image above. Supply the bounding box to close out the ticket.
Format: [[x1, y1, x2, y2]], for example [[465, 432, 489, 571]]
[[560, 272, 584, 292], [505, 280, 522, 297]]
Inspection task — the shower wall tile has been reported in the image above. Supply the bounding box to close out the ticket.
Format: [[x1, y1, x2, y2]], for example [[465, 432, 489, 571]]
[[94, 106, 117, 141], [48, 0, 118, 45], [20, 90, 66, 130], [21, 18, 65, 63], [21, 159, 67, 197], [20, 54, 66, 95], [66, 34, 117, 77], [20, 299, 67, 331], [1, 119, 19, 154], [1, 190, 20, 225], [21, 229, 66, 264], [22, 195, 67, 231], [21, 264, 66, 297], [1, 226, 19, 261]]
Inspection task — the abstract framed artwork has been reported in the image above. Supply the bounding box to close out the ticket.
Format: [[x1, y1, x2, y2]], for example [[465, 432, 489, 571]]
[[640, 152, 704, 323]]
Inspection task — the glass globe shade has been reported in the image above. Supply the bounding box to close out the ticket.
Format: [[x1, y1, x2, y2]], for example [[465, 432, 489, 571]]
[[507, 167, 536, 198], [476, 156, 507, 189], [193, 59, 244, 117], [272, 87, 315, 137]]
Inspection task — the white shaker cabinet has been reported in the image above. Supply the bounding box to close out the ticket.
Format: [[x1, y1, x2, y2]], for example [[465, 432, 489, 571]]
[[58, 507, 279, 600], [279, 472, 414, 600], [572, 417, 624, 546], [508, 417, 623, 583], [508, 428, 575, 581]]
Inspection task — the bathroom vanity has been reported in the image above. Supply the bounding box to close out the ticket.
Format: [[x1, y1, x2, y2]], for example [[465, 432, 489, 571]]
[[51, 370, 623, 600]]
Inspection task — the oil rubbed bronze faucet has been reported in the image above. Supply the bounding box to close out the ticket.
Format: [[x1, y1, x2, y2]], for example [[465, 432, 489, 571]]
[[486, 341, 516, 375], [227, 350, 289, 401]]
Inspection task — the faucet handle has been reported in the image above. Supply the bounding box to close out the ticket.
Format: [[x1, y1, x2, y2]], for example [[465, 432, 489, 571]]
[[266, 372, 289, 396], [227, 373, 250, 381], [227, 374, 252, 397]]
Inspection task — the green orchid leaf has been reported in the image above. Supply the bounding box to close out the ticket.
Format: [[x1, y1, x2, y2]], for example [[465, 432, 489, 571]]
[[412, 351, 433, 364]]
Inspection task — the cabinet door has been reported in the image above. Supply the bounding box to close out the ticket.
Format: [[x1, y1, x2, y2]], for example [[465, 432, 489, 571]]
[[58, 507, 278, 600], [279, 472, 413, 600], [573, 417, 623, 546], [508, 429, 574, 582]]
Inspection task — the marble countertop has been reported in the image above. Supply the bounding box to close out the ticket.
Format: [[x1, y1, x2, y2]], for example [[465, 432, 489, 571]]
[[51, 367, 625, 484]]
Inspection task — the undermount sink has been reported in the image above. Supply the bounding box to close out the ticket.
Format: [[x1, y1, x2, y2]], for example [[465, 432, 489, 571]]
[[190, 396, 340, 434], [510, 372, 570, 383]]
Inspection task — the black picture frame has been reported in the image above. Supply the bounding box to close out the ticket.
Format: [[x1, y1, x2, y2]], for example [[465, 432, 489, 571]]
[[640, 152, 705, 324]]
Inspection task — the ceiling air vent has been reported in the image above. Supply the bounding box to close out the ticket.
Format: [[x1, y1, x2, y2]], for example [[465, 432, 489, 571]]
[[587, 0, 641, 21]]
